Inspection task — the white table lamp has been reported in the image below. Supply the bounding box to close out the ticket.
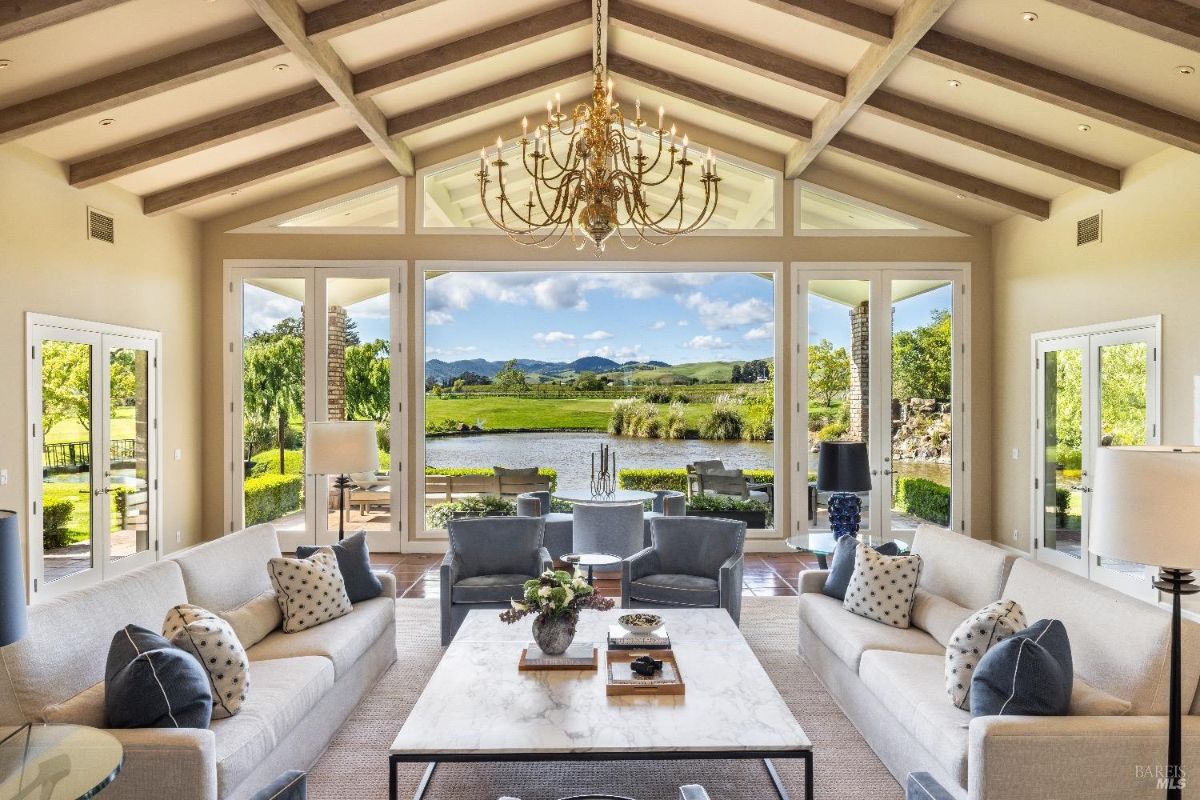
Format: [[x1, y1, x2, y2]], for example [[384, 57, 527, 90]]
[[309, 421, 379, 541], [1091, 445, 1200, 800]]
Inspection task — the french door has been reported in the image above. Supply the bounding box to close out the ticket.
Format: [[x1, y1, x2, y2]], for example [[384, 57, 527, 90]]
[[1033, 318, 1160, 599], [27, 317, 160, 600], [227, 265, 404, 552], [794, 266, 966, 542]]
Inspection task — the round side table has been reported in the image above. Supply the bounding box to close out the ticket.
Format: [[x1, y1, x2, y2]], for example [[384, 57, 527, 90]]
[[0, 723, 123, 799], [562, 553, 622, 585]]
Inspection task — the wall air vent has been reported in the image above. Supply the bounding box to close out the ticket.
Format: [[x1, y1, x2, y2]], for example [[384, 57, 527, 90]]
[[1076, 212, 1101, 246], [87, 207, 115, 244]]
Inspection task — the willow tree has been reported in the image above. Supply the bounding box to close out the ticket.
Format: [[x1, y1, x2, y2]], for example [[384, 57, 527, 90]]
[[243, 336, 304, 474]]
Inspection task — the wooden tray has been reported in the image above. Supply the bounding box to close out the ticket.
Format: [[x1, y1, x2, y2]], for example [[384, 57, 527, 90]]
[[518, 644, 598, 671], [605, 649, 685, 696]]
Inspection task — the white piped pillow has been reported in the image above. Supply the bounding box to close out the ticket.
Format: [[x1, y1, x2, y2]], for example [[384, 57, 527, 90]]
[[945, 599, 1026, 709], [267, 548, 352, 633], [842, 544, 923, 629], [163, 604, 249, 719]]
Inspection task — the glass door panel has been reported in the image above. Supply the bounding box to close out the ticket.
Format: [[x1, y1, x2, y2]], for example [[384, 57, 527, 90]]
[[888, 280, 955, 535], [106, 341, 155, 567], [1038, 339, 1088, 573]]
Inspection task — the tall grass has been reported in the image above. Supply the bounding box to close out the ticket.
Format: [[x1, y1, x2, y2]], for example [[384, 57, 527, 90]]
[[663, 401, 687, 439], [699, 394, 744, 440], [609, 398, 662, 438]]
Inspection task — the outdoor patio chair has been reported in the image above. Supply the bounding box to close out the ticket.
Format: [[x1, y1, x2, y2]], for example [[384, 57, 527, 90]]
[[494, 466, 551, 497], [515, 490, 574, 561], [642, 489, 687, 545], [696, 468, 770, 506], [622, 516, 746, 625], [440, 516, 552, 645], [348, 472, 390, 516]]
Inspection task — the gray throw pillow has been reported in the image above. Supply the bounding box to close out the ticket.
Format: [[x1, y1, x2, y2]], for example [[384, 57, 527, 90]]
[[105, 625, 212, 729], [296, 531, 382, 603], [248, 770, 307, 800], [821, 536, 901, 601], [970, 618, 1073, 717]]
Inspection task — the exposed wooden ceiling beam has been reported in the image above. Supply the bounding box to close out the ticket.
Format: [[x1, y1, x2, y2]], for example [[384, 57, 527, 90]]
[[0, 0, 134, 42], [743, 0, 892, 44], [68, 86, 335, 187], [388, 54, 593, 135], [307, 0, 445, 42], [608, 0, 844, 100], [142, 129, 371, 216], [354, 1, 591, 96], [785, 0, 955, 178], [914, 30, 1200, 154], [1043, 0, 1200, 52], [243, 0, 413, 175], [864, 91, 1122, 192], [0, 28, 285, 144]]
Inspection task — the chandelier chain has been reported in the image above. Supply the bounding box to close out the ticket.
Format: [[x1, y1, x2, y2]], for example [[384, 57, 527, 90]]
[[594, 0, 603, 70]]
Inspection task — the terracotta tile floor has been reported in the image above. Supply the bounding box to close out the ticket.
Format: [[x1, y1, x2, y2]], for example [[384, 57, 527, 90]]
[[369, 551, 821, 600]]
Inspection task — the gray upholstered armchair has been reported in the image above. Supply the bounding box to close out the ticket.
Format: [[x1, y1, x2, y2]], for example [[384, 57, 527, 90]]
[[515, 490, 574, 561], [622, 516, 746, 625], [441, 516, 552, 645]]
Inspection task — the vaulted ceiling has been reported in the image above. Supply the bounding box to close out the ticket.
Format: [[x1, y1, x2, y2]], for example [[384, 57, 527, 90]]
[[1, 0, 1197, 225]]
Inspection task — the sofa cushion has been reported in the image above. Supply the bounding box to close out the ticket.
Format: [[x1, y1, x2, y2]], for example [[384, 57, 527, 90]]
[[268, 549, 353, 634], [798, 593, 942, 672], [1071, 676, 1132, 716], [910, 589, 973, 647], [218, 591, 283, 651], [971, 619, 1073, 718], [164, 604, 251, 720], [453, 574, 534, 604], [296, 531, 382, 604], [945, 600, 1026, 709], [169, 524, 281, 617], [246, 596, 393, 678], [860, 650, 971, 788], [212, 656, 333, 797], [37, 682, 107, 727], [629, 574, 720, 608], [912, 524, 1015, 611], [843, 545, 922, 628], [106, 625, 212, 729]]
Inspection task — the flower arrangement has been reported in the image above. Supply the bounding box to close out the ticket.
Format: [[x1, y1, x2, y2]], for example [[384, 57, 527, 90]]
[[500, 569, 615, 633]]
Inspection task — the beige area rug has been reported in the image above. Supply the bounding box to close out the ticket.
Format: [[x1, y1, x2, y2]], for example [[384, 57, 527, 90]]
[[307, 598, 904, 800]]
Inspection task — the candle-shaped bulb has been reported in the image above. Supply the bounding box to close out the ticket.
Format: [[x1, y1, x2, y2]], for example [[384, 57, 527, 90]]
[[555, 92, 561, 114], [658, 105, 664, 129], [495, 136, 503, 159], [681, 134, 688, 160], [521, 116, 528, 136], [635, 97, 641, 119], [705, 147, 713, 173], [607, 77, 613, 93], [546, 99, 553, 121], [479, 147, 486, 170]]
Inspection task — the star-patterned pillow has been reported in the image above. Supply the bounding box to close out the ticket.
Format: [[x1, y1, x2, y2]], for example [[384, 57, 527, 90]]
[[945, 599, 1027, 709], [162, 604, 249, 720], [267, 548, 352, 634], [841, 544, 923, 629]]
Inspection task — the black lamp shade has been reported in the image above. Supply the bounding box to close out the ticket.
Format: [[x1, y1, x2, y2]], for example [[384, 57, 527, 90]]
[[816, 441, 872, 493], [0, 511, 27, 647]]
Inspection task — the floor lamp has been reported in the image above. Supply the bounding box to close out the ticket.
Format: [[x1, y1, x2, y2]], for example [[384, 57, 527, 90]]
[[1092, 445, 1200, 800], [309, 421, 380, 542], [0, 510, 29, 745]]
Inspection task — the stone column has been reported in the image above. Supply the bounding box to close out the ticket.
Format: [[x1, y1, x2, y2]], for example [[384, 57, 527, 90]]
[[848, 300, 869, 443], [327, 306, 347, 421]]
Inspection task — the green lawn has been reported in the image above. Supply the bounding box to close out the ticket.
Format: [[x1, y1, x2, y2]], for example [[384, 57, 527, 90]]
[[425, 395, 717, 433], [41, 481, 114, 543], [44, 407, 136, 445]]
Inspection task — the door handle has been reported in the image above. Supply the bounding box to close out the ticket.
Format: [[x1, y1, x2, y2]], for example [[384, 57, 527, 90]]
[[93, 487, 111, 496], [882, 469, 893, 476]]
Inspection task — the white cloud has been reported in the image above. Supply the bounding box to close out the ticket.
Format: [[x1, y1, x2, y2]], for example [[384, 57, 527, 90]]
[[680, 292, 773, 330], [677, 320, 689, 327], [684, 335, 732, 350], [744, 322, 775, 341], [583, 329, 614, 340], [243, 287, 302, 334], [579, 344, 647, 362], [426, 310, 455, 326], [425, 345, 478, 358], [649, 321, 666, 331], [533, 331, 576, 345]]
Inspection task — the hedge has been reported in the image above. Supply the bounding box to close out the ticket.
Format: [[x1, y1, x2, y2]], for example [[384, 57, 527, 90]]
[[42, 499, 74, 550], [423, 466, 558, 491], [619, 468, 774, 493], [245, 474, 304, 526], [426, 496, 517, 529], [895, 477, 950, 526]]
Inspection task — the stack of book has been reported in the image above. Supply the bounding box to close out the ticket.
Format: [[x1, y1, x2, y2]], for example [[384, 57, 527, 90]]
[[606, 625, 670, 650]]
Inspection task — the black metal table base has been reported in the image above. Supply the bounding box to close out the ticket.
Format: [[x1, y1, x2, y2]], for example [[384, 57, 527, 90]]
[[389, 751, 813, 800]]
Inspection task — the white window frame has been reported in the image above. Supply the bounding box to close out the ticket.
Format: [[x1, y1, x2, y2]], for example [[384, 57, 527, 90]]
[[793, 181, 967, 238], [227, 179, 406, 236]]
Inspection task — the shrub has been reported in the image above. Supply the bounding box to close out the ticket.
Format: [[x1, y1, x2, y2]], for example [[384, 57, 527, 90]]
[[426, 495, 516, 529], [423, 466, 558, 491], [643, 388, 673, 404], [894, 477, 950, 526], [249, 448, 305, 477], [817, 421, 848, 441], [699, 394, 743, 440], [663, 401, 686, 439], [619, 468, 774, 494], [244, 474, 304, 526], [686, 494, 769, 512], [609, 399, 661, 438], [42, 499, 74, 550], [741, 391, 774, 442]]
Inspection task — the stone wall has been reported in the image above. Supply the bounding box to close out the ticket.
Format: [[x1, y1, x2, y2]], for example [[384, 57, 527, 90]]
[[891, 398, 952, 463], [847, 301, 869, 441], [328, 305, 346, 421]]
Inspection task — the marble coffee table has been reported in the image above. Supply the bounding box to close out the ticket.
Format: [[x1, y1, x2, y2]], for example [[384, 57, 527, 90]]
[[389, 608, 812, 800]]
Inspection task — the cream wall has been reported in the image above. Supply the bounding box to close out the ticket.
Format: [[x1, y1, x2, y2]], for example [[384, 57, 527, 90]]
[[0, 144, 205, 575], [991, 147, 1200, 553], [200, 161, 994, 548]]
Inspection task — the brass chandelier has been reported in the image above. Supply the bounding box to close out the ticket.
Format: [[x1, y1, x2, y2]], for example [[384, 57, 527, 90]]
[[476, 0, 720, 253]]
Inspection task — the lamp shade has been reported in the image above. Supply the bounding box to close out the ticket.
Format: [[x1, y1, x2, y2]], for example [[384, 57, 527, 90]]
[[816, 441, 872, 493], [0, 511, 28, 647], [307, 421, 379, 476], [1090, 446, 1200, 569]]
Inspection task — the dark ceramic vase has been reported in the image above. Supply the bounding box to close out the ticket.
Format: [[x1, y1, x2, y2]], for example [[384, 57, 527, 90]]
[[532, 613, 576, 655]]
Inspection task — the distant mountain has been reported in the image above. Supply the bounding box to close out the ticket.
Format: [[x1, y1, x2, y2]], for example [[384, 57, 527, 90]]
[[568, 356, 621, 373], [426, 355, 771, 384], [425, 357, 565, 382]]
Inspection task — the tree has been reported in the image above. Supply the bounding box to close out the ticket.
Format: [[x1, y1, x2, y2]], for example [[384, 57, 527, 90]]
[[730, 363, 743, 383], [248, 316, 303, 344], [892, 310, 951, 402], [345, 340, 390, 422], [452, 371, 490, 386], [344, 317, 362, 347], [574, 371, 604, 391], [807, 339, 851, 407], [493, 359, 529, 392], [41, 341, 136, 437], [243, 335, 304, 474]]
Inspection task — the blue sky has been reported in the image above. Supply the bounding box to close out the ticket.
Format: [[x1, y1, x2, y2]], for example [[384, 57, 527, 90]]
[[808, 283, 952, 350], [423, 271, 775, 364]]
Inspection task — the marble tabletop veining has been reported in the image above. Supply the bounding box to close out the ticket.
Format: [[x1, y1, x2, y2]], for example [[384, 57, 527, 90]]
[[391, 609, 810, 757]]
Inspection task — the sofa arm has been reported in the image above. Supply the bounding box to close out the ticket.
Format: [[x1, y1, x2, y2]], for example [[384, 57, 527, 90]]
[[440, 549, 461, 585], [624, 547, 660, 583], [797, 569, 829, 595], [375, 571, 397, 599], [536, 547, 553, 575], [103, 727, 217, 800], [969, 714, 1200, 800]]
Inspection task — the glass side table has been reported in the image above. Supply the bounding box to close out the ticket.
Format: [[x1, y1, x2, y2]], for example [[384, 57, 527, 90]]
[[787, 533, 910, 569], [561, 552, 622, 585], [0, 724, 123, 800]]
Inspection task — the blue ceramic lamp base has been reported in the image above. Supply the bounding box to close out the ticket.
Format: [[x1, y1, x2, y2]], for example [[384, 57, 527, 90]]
[[827, 492, 863, 540]]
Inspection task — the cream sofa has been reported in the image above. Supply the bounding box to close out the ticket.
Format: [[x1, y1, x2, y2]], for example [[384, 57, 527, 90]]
[[0, 524, 397, 800], [798, 524, 1200, 800]]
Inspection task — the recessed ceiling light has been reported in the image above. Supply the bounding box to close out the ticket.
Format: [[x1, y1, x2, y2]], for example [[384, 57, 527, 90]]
[[1077, 123, 1092, 132], [98, 118, 115, 126], [955, 193, 965, 200], [1178, 65, 1195, 76], [230, 190, 239, 196], [272, 63, 289, 72], [0, 59, 11, 70], [946, 79, 962, 88], [1022, 11, 1039, 22]]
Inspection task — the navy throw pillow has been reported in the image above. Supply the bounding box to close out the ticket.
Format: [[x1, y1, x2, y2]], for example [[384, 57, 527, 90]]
[[105, 625, 212, 729], [248, 770, 307, 800], [296, 530, 382, 604], [970, 618, 1072, 717], [821, 535, 901, 600]]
